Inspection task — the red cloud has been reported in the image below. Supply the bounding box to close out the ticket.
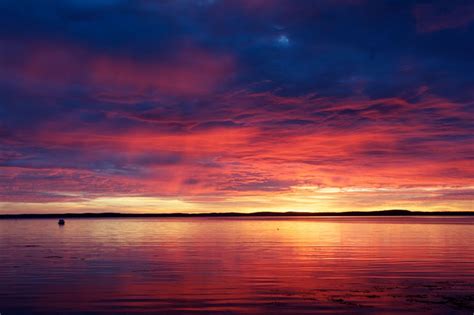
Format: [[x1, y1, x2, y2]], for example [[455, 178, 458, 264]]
[[2, 40, 235, 97], [1, 91, 468, 202]]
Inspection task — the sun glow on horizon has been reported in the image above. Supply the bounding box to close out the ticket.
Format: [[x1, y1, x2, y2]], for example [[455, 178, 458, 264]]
[[1, 184, 471, 214]]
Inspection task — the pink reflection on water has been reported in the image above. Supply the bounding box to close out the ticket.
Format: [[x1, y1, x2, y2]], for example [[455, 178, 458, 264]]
[[0, 217, 473, 314]]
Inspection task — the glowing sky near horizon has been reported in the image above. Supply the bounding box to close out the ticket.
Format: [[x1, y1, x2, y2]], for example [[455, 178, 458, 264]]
[[0, 0, 473, 213]]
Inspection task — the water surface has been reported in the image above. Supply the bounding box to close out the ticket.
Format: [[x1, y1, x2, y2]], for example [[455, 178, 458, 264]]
[[1, 217, 473, 314]]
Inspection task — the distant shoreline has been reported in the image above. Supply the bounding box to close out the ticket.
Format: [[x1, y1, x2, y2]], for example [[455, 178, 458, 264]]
[[0, 210, 473, 219]]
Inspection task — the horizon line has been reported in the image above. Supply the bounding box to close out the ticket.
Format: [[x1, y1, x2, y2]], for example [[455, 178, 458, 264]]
[[1, 209, 473, 219]]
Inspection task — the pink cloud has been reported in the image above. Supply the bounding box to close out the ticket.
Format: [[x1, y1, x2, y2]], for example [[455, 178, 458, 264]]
[[1, 40, 235, 97], [2, 91, 468, 199]]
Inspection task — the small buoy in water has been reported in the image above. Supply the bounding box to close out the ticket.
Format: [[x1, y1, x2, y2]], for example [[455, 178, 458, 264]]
[[58, 219, 65, 225]]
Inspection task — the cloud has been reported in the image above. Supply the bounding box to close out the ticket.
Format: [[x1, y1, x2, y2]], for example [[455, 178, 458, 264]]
[[1, 88, 471, 205], [0, 40, 235, 98], [0, 0, 472, 213], [414, 2, 474, 33]]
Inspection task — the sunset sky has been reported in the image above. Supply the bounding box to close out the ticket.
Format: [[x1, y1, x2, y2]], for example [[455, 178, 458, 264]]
[[0, 0, 473, 213]]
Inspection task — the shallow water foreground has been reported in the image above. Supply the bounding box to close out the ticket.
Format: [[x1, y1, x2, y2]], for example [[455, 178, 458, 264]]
[[0, 216, 473, 314]]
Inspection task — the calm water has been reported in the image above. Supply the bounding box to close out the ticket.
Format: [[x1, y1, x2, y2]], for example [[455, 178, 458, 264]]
[[0, 217, 473, 314]]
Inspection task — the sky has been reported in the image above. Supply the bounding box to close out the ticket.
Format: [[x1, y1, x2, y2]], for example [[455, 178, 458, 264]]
[[0, 0, 473, 214]]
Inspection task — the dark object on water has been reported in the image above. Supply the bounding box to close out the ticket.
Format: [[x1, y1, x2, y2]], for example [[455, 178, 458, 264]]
[[58, 219, 65, 225]]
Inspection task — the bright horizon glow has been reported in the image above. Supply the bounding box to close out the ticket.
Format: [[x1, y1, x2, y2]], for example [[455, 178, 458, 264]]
[[1, 185, 471, 214]]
